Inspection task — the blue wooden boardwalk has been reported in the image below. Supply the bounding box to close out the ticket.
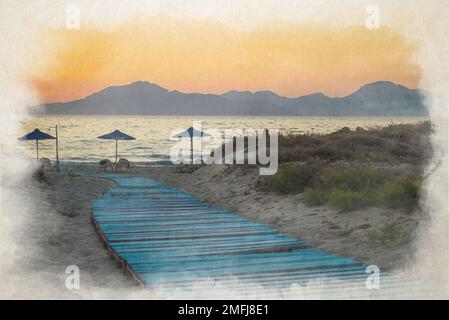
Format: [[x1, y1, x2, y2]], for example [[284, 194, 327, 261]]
[[90, 174, 442, 299]]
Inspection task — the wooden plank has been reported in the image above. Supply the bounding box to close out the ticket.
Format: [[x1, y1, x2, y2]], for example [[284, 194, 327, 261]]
[[88, 173, 439, 298]]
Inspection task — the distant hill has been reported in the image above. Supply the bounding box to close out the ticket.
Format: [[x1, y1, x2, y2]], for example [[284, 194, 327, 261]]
[[30, 80, 428, 116]]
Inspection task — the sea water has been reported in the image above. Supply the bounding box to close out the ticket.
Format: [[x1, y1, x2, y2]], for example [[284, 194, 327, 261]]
[[19, 115, 428, 166]]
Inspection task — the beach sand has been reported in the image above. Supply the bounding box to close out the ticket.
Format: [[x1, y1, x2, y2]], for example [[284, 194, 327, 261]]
[[0, 162, 423, 298], [0, 167, 153, 299]]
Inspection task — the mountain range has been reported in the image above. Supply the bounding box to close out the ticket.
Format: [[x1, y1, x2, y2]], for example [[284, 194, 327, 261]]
[[30, 80, 428, 116]]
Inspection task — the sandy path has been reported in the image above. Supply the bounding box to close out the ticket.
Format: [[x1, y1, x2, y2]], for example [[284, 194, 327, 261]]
[[0, 172, 153, 299]]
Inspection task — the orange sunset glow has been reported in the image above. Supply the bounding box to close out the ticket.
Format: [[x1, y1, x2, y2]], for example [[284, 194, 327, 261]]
[[29, 18, 421, 103]]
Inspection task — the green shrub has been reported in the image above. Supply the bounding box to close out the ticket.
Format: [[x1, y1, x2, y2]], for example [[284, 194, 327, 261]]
[[298, 168, 421, 212], [376, 175, 421, 209], [302, 188, 329, 206], [338, 135, 386, 149], [327, 189, 375, 211], [310, 145, 357, 161], [270, 163, 321, 193], [311, 146, 339, 161], [390, 143, 420, 159], [278, 146, 308, 162], [322, 167, 387, 192]]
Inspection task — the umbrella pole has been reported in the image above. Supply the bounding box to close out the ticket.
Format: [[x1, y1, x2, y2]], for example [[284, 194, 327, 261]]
[[115, 139, 118, 164], [36, 139, 39, 160], [55, 125, 60, 172], [190, 137, 193, 165]]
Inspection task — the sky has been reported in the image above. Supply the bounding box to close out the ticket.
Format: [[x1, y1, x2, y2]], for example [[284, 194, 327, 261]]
[[2, 0, 445, 104], [30, 20, 420, 103]]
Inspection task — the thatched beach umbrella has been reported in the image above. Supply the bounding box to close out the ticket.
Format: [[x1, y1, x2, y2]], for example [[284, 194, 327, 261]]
[[98, 130, 135, 164], [173, 127, 209, 164], [19, 128, 56, 160]]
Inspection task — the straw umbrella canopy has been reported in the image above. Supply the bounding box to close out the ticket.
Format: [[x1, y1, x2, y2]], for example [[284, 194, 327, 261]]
[[98, 130, 135, 164], [172, 127, 209, 164], [19, 128, 56, 160]]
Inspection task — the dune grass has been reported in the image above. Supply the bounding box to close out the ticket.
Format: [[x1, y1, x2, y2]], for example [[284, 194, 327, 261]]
[[259, 122, 429, 212], [278, 121, 431, 164], [300, 167, 421, 211], [265, 164, 422, 212], [269, 163, 322, 193]]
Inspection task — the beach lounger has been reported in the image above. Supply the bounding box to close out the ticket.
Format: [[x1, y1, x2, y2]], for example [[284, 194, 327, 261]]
[[99, 159, 114, 172], [117, 158, 131, 171], [38, 157, 52, 171]]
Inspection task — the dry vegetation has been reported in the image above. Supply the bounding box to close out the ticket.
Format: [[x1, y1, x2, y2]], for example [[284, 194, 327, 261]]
[[277, 121, 431, 164], [258, 121, 432, 212]]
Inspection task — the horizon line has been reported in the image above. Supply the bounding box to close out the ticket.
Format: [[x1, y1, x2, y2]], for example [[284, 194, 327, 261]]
[[39, 79, 420, 106]]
